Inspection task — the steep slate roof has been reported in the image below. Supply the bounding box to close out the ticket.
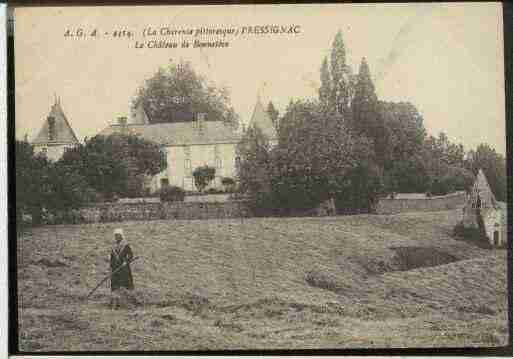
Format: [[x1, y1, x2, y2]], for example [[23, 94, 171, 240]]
[[497, 201, 507, 224], [98, 120, 241, 146], [129, 103, 150, 125], [32, 101, 79, 145], [249, 98, 278, 140], [467, 169, 498, 209]]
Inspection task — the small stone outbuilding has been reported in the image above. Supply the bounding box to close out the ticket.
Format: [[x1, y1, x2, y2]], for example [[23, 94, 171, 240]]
[[462, 169, 507, 247]]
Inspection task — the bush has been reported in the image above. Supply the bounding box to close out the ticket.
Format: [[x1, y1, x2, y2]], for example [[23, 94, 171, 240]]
[[159, 186, 185, 202], [192, 165, 216, 192], [221, 177, 236, 192], [430, 177, 452, 196], [453, 222, 490, 248]]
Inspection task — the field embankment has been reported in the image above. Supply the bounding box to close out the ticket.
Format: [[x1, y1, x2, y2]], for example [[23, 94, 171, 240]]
[[17, 210, 508, 351]]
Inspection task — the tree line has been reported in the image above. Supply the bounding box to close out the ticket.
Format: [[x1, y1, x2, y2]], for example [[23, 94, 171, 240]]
[[238, 30, 506, 215], [16, 134, 166, 225], [16, 33, 506, 223]]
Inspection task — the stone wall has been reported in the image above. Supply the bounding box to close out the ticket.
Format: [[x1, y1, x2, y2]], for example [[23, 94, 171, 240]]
[[374, 192, 466, 215], [49, 201, 251, 224]]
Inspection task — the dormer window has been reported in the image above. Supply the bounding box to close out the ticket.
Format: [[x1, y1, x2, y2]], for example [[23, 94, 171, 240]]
[[118, 116, 127, 126], [195, 113, 206, 133], [196, 113, 206, 122], [48, 116, 56, 141]]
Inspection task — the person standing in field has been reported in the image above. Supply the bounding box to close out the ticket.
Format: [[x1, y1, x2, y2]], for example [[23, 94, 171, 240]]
[[110, 228, 135, 308]]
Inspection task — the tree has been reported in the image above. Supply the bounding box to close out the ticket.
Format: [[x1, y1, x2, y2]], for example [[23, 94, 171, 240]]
[[59, 133, 166, 199], [319, 56, 332, 111], [423, 132, 466, 178], [15, 140, 50, 224], [267, 101, 279, 128], [272, 100, 374, 212], [465, 143, 507, 201], [383, 155, 431, 194], [237, 125, 274, 213], [44, 161, 97, 219], [192, 165, 216, 192], [336, 161, 383, 212], [318, 31, 355, 120], [351, 58, 378, 133], [329, 31, 352, 118], [132, 60, 239, 128], [16, 140, 96, 225], [351, 57, 385, 167], [379, 101, 428, 191]]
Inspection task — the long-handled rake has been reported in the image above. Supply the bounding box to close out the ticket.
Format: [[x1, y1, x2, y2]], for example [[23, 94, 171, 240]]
[[86, 256, 140, 299]]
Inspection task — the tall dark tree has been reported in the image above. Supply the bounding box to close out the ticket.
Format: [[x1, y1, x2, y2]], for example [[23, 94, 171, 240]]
[[132, 60, 239, 128], [319, 56, 332, 111], [351, 57, 385, 166], [328, 31, 353, 119], [267, 101, 279, 128], [351, 58, 378, 134]]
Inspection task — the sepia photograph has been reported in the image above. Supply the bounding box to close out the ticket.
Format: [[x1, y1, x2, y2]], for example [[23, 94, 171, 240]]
[[12, 2, 508, 352]]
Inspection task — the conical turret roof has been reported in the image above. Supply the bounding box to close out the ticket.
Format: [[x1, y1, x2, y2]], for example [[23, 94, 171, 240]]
[[32, 100, 79, 145], [130, 102, 150, 125], [470, 169, 497, 208], [248, 97, 277, 140]]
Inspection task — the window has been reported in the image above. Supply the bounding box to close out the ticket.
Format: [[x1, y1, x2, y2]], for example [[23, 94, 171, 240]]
[[184, 159, 192, 175], [235, 156, 241, 167], [160, 178, 169, 187], [216, 158, 222, 169], [196, 113, 206, 122], [41, 147, 48, 155], [184, 146, 191, 157]]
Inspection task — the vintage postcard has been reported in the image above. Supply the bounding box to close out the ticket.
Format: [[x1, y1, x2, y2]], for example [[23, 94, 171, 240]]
[[13, 3, 508, 352]]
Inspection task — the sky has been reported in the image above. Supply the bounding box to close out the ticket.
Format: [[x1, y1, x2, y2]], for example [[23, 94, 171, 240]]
[[14, 3, 505, 154]]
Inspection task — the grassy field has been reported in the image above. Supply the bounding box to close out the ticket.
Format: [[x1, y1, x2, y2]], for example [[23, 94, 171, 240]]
[[17, 209, 508, 351]]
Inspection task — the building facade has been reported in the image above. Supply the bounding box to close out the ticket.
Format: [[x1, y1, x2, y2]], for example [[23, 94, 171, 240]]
[[31, 99, 79, 161], [99, 99, 278, 193]]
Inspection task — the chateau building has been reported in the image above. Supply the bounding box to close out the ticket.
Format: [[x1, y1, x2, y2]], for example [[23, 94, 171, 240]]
[[99, 97, 278, 193], [31, 99, 79, 161], [462, 169, 507, 247]]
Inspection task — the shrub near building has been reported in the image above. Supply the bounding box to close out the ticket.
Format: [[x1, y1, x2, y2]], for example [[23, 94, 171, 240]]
[[159, 186, 185, 202]]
